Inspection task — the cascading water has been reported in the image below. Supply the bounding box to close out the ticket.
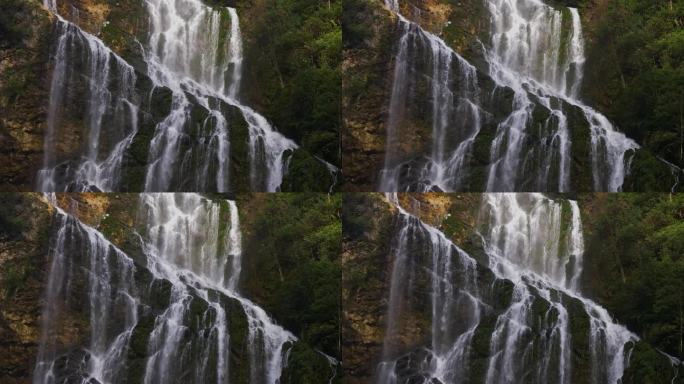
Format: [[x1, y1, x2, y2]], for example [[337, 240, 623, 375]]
[[36, 13, 140, 192], [37, 0, 316, 192], [376, 193, 638, 383], [483, 0, 638, 192], [33, 194, 296, 384], [33, 197, 139, 384], [378, 0, 640, 192], [479, 194, 636, 384], [484, 0, 575, 192], [138, 194, 294, 384], [141, 1, 233, 192], [142, 0, 298, 192], [377, 193, 485, 383], [378, 8, 483, 192], [479, 194, 584, 290]]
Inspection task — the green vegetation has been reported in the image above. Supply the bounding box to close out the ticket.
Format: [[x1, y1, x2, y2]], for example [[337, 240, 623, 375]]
[[242, 193, 341, 359], [584, 0, 684, 169], [582, 193, 684, 360], [281, 342, 340, 383], [244, 0, 341, 166], [281, 149, 336, 192]]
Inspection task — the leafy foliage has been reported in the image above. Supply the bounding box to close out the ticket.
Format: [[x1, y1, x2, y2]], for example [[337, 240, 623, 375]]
[[584, 0, 684, 168], [242, 193, 341, 358], [243, 0, 341, 165], [582, 193, 684, 360]]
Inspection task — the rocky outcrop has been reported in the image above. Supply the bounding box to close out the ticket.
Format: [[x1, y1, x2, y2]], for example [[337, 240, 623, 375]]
[[341, 192, 479, 382], [0, 2, 53, 190], [342, 0, 396, 191], [0, 194, 53, 383], [342, 193, 396, 381]]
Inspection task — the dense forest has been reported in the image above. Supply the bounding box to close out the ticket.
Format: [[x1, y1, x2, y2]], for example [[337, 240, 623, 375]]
[[582, 0, 684, 171], [580, 193, 684, 366]]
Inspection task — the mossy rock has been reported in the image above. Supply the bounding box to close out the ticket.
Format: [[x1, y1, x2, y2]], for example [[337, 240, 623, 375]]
[[280, 149, 337, 192], [280, 341, 340, 383], [623, 149, 682, 192]]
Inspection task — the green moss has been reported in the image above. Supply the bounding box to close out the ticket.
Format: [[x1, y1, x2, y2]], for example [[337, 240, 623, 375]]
[[557, 199, 573, 258], [441, 213, 466, 239], [99, 0, 149, 67], [226, 104, 251, 193], [127, 313, 155, 384], [440, 0, 488, 59], [224, 295, 251, 382], [558, 8, 571, 68]]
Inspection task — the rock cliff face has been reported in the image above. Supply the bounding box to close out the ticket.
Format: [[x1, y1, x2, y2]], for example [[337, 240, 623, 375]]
[[0, 193, 339, 383], [342, 0, 395, 191], [0, 2, 53, 190], [342, 193, 682, 383], [0, 194, 53, 383]]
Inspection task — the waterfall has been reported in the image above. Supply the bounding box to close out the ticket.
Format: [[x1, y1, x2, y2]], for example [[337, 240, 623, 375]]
[[377, 193, 484, 383], [376, 193, 637, 383], [225, 200, 242, 292], [33, 198, 139, 384], [378, 15, 483, 192], [33, 194, 295, 384], [480, 194, 636, 384], [379, 0, 640, 191], [37, 18, 139, 192], [138, 194, 295, 383], [478, 194, 583, 290], [484, 0, 638, 192], [137, 194, 236, 287], [484, 0, 573, 192], [38, 0, 301, 192], [142, 0, 297, 192], [226, 8, 243, 101], [316, 155, 342, 193], [141, 0, 234, 191]]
